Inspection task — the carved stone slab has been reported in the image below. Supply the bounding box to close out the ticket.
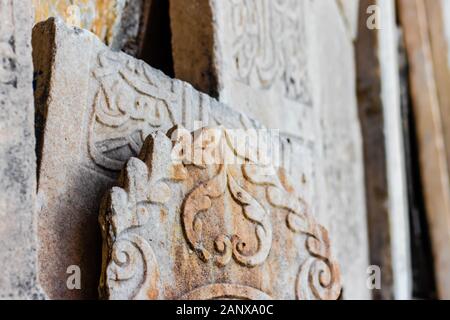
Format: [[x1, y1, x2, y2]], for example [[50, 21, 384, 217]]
[[170, 0, 369, 299], [99, 128, 341, 300], [33, 18, 308, 299], [0, 0, 44, 299], [171, 0, 314, 137]]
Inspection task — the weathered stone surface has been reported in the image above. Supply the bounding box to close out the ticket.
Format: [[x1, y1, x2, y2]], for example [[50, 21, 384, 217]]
[[309, 0, 369, 300], [33, 18, 308, 299], [171, 0, 314, 137], [32, 0, 151, 56], [99, 128, 342, 300], [0, 0, 44, 299], [170, 0, 370, 299]]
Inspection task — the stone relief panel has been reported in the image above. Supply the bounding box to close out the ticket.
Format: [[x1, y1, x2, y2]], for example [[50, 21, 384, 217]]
[[99, 128, 341, 300], [34, 18, 310, 299], [170, 0, 317, 218], [88, 49, 277, 173], [229, 0, 312, 105], [170, 0, 316, 137], [89, 50, 177, 171], [174, 0, 371, 299]]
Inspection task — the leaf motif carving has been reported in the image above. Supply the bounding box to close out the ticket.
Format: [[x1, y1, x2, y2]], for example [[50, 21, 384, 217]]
[[89, 51, 176, 171], [227, 172, 272, 267], [101, 128, 341, 300], [265, 175, 342, 300], [100, 132, 187, 299], [109, 158, 150, 235], [105, 234, 160, 300], [182, 168, 227, 262], [181, 127, 274, 268], [296, 225, 341, 300]]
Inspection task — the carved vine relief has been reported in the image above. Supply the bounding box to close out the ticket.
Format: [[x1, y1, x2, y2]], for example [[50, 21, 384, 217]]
[[88, 50, 299, 178], [89, 50, 177, 171], [100, 128, 341, 300], [230, 0, 312, 105]]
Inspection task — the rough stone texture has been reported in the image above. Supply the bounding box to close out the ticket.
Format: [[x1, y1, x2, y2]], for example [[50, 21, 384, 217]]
[[99, 128, 342, 300], [170, 0, 370, 299], [33, 18, 311, 299], [0, 0, 44, 299], [32, 0, 151, 56], [356, 0, 412, 300], [309, 0, 369, 300], [171, 0, 314, 137]]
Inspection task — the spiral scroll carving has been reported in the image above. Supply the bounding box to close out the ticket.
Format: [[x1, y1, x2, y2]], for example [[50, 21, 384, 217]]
[[101, 128, 342, 300], [181, 128, 273, 267], [100, 132, 187, 299], [106, 234, 160, 300], [243, 163, 342, 300], [267, 181, 342, 300]]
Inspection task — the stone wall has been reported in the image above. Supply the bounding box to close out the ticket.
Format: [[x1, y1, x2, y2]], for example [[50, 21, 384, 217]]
[[1, 0, 443, 300], [0, 0, 44, 299]]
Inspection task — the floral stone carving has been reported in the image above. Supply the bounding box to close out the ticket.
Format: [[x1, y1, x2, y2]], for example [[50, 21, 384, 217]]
[[99, 128, 341, 300], [33, 18, 308, 299]]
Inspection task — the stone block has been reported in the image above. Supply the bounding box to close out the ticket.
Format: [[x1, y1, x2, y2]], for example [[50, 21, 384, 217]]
[[33, 18, 312, 299], [99, 128, 342, 300]]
